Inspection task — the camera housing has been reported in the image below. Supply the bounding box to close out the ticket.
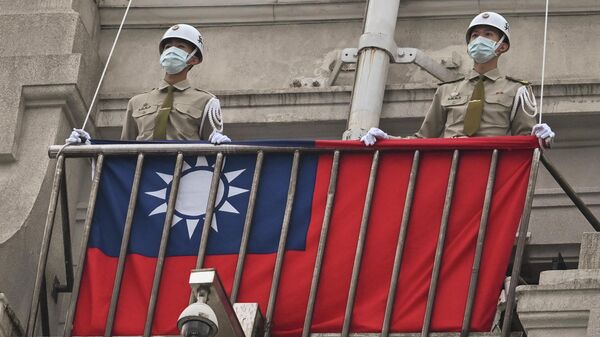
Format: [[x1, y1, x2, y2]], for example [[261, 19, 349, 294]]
[[177, 301, 219, 337]]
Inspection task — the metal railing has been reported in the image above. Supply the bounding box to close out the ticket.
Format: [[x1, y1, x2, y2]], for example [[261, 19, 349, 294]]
[[26, 142, 550, 337]]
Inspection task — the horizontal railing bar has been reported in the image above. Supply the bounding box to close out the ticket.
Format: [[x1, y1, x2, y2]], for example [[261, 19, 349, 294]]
[[56, 334, 522, 337], [48, 141, 534, 158], [48, 144, 372, 157], [310, 333, 523, 337]]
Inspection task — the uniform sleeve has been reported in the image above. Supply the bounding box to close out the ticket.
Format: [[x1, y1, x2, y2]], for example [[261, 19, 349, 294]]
[[120, 99, 138, 140], [510, 85, 537, 136], [413, 86, 447, 138]]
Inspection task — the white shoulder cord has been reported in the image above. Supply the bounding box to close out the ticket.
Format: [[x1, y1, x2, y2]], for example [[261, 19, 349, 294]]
[[205, 97, 224, 133], [510, 85, 538, 121]]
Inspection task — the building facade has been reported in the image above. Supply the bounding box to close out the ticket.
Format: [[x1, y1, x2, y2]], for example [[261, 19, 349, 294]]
[[0, 0, 599, 335]]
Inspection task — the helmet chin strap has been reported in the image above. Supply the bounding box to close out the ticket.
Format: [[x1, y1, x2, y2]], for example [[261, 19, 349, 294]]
[[186, 48, 198, 62], [493, 35, 506, 55], [183, 48, 198, 71]]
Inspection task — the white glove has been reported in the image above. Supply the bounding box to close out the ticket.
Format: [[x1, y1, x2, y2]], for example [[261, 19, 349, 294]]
[[360, 127, 390, 146], [209, 131, 231, 145], [65, 128, 91, 145], [531, 123, 555, 148]]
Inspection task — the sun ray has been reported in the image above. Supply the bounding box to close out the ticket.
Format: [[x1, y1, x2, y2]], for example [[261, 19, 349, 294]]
[[228, 186, 248, 197], [145, 188, 167, 200], [149, 203, 167, 216], [219, 200, 239, 214], [195, 156, 208, 167], [182, 161, 192, 171], [172, 214, 182, 227], [186, 219, 199, 238], [211, 216, 218, 232], [224, 169, 245, 183], [156, 172, 173, 184]]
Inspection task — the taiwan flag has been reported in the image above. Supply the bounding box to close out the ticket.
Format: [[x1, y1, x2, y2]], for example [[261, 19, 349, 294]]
[[73, 137, 538, 337]]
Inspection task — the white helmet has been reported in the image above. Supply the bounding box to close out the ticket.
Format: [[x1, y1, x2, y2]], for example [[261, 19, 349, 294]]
[[466, 12, 510, 46], [160, 24, 205, 61]]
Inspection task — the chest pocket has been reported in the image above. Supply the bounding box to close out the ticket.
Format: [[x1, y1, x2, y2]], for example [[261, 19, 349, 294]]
[[131, 104, 160, 138], [132, 103, 159, 118], [441, 95, 468, 124], [174, 103, 204, 119], [485, 93, 513, 107], [483, 93, 514, 126], [172, 103, 207, 137], [441, 96, 468, 107]]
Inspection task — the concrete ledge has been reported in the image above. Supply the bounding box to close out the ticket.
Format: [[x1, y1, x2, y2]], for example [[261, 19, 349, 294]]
[[98, 0, 600, 28], [0, 54, 82, 162], [22, 84, 89, 133], [517, 270, 600, 337], [580, 233, 600, 269]]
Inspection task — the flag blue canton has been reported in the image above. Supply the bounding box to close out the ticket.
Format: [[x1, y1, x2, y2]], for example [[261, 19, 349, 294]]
[[89, 152, 319, 257]]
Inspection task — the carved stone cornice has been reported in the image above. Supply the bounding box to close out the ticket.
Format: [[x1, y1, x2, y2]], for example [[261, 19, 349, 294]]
[[98, 0, 600, 28]]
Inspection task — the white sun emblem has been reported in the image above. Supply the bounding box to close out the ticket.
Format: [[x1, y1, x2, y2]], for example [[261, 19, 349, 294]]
[[145, 156, 249, 239]]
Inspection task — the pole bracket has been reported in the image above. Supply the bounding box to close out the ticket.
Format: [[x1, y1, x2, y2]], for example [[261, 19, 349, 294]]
[[340, 46, 461, 82]]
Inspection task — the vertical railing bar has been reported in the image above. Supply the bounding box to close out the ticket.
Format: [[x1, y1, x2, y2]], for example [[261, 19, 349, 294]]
[[194, 153, 225, 272], [341, 150, 381, 337], [143, 153, 184, 337], [263, 150, 301, 337], [460, 150, 499, 337], [26, 154, 65, 337], [104, 153, 145, 337], [501, 148, 541, 337], [230, 151, 264, 303], [421, 149, 460, 337], [59, 164, 75, 291], [63, 154, 105, 337], [381, 150, 421, 337], [40, 275, 50, 337], [302, 150, 341, 337]]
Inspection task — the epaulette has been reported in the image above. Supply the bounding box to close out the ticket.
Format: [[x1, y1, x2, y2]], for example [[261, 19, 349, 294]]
[[194, 88, 216, 97], [437, 77, 464, 86], [506, 76, 530, 85]]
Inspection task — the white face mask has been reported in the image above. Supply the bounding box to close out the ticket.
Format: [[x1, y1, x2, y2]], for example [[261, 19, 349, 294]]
[[467, 35, 505, 64], [159, 47, 197, 74]]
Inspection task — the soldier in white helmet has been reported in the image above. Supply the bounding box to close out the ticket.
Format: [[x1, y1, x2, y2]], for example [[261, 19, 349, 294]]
[[121, 24, 231, 143], [361, 12, 555, 147]]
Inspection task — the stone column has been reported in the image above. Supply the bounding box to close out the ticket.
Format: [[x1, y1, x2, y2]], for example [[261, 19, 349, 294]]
[[0, 0, 100, 333]]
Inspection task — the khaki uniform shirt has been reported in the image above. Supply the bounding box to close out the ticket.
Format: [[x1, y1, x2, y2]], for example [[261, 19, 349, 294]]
[[414, 68, 535, 138], [121, 79, 215, 141]]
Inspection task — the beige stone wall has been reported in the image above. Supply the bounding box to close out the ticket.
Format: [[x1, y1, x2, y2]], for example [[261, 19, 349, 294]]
[[0, 0, 598, 334], [0, 0, 101, 331]]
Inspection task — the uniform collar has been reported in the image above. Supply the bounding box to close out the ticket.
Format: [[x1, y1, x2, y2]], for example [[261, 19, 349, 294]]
[[158, 79, 191, 91], [468, 68, 502, 82]]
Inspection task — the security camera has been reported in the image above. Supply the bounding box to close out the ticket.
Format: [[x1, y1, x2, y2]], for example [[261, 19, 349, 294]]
[[177, 291, 219, 337]]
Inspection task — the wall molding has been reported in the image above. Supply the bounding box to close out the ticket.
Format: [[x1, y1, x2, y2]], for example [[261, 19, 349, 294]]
[[98, 0, 600, 28]]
